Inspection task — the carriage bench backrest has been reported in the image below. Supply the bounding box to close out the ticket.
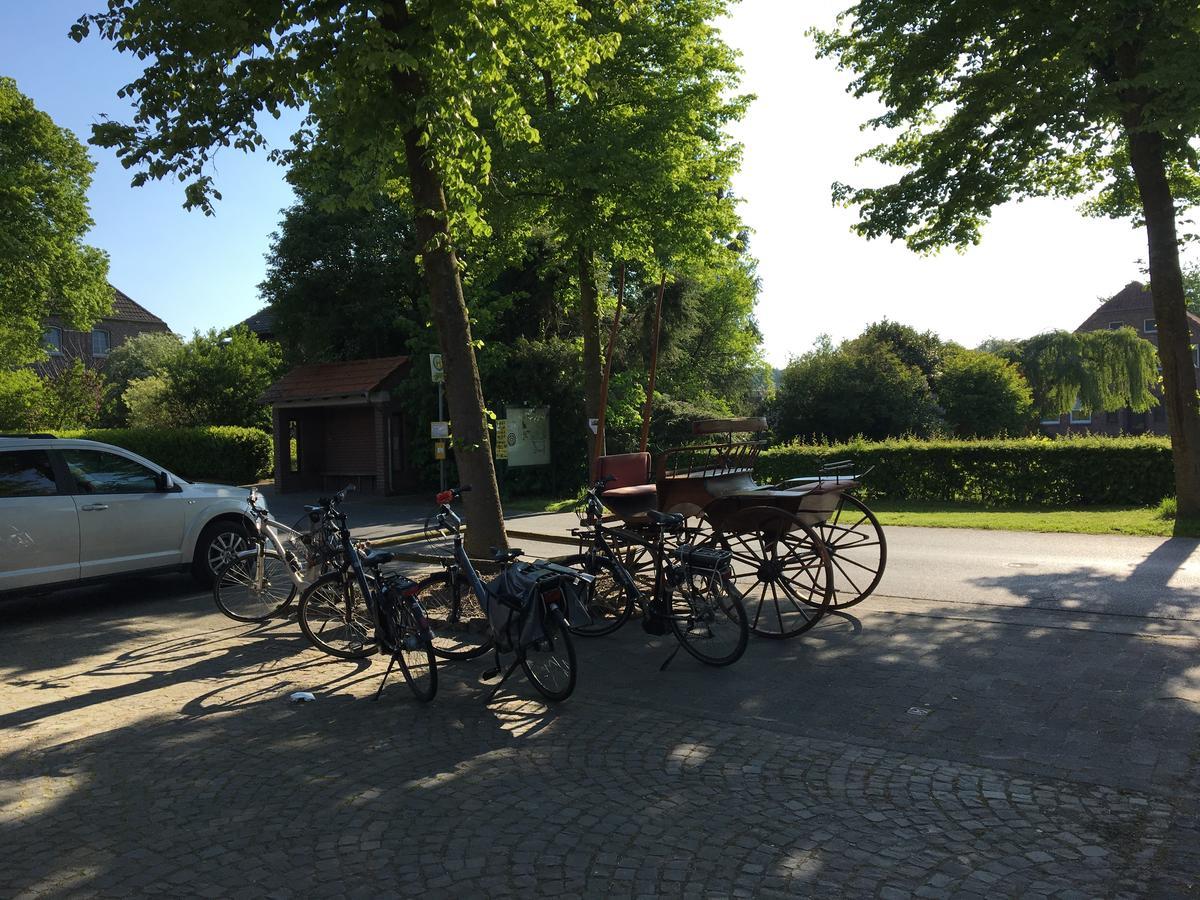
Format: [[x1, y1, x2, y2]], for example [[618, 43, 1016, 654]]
[[595, 452, 652, 489], [657, 440, 763, 482]]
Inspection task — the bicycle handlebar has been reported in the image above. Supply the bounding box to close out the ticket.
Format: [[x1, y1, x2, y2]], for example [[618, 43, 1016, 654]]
[[435, 485, 471, 505]]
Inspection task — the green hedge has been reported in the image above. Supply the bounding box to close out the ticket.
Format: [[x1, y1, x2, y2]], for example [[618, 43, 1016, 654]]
[[56, 426, 273, 486], [755, 436, 1174, 507]]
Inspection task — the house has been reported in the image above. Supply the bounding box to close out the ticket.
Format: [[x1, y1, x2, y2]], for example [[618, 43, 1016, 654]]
[[238, 305, 277, 342], [1040, 281, 1200, 436], [39, 285, 171, 374], [259, 355, 416, 495]]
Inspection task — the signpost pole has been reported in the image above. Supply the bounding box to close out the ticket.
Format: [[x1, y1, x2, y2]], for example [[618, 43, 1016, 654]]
[[438, 380, 446, 492]]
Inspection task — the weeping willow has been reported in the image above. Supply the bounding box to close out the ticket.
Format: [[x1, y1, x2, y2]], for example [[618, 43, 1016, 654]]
[[1018, 328, 1159, 418]]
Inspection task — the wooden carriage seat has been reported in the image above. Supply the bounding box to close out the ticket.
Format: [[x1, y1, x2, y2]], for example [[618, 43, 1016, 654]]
[[596, 452, 658, 518]]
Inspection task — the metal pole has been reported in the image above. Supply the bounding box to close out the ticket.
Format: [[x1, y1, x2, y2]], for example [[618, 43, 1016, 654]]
[[639, 273, 667, 453], [438, 380, 446, 492], [593, 262, 625, 477]]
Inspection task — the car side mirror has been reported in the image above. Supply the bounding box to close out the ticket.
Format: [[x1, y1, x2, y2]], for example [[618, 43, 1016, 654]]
[[156, 471, 178, 492]]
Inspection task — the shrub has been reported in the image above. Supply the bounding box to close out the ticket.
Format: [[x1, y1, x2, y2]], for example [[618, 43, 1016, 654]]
[[756, 435, 1174, 507], [55, 426, 273, 485], [124, 375, 179, 429], [936, 349, 1033, 437], [0, 369, 49, 431]]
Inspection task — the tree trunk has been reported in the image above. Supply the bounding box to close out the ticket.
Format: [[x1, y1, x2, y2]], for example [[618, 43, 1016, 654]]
[[578, 246, 604, 465], [1127, 126, 1200, 530]]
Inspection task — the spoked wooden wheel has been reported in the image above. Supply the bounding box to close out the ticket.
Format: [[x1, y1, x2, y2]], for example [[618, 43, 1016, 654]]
[[813, 493, 887, 609], [701, 506, 834, 639]]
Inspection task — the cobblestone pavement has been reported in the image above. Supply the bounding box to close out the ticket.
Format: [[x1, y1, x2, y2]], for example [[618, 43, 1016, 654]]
[[2, 564, 1199, 898]]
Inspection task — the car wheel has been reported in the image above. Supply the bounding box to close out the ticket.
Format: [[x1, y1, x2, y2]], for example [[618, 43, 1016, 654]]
[[193, 519, 251, 586]]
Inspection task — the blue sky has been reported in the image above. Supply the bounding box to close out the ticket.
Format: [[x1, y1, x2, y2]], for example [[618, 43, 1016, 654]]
[[2, 1, 1188, 366]]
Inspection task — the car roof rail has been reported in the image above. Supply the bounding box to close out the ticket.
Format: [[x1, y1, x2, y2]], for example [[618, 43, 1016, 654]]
[[0, 433, 58, 439]]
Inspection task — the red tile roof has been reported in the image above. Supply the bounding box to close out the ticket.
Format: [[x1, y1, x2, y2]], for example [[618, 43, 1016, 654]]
[[260, 356, 411, 405]]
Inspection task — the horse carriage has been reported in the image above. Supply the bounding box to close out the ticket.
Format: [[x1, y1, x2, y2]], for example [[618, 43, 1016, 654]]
[[591, 417, 887, 639]]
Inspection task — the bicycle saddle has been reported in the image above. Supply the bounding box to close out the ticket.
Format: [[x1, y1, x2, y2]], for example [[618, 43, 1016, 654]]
[[359, 548, 397, 567], [491, 547, 523, 563], [646, 510, 685, 529]]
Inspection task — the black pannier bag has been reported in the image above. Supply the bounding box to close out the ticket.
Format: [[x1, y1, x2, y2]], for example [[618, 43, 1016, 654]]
[[483, 560, 591, 652]]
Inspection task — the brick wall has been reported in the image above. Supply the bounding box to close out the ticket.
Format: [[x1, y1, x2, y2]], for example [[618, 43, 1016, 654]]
[[36, 315, 171, 377]]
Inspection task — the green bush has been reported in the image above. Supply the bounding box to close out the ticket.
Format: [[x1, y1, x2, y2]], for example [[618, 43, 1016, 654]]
[[55, 426, 273, 485], [755, 436, 1174, 507]]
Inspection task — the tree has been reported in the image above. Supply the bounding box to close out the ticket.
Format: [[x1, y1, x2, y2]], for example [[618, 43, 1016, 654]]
[[42, 360, 106, 430], [1016, 329, 1159, 421], [160, 328, 282, 431], [936, 349, 1033, 438], [772, 338, 939, 442], [102, 330, 182, 424], [0, 77, 110, 366], [814, 1, 1200, 530], [495, 0, 749, 456], [72, 1, 618, 555], [123, 375, 177, 429], [849, 320, 949, 383]]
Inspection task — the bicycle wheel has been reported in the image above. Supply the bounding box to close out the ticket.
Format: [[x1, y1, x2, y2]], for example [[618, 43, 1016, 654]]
[[417, 570, 495, 660], [521, 609, 577, 702], [814, 493, 887, 609], [298, 571, 377, 659], [213, 548, 297, 623], [390, 603, 437, 702], [667, 569, 749, 666], [558, 553, 637, 637]]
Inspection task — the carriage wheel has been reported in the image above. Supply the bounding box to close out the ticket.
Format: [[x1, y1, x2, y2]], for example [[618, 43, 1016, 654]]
[[814, 493, 887, 610], [701, 506, 834, 639]]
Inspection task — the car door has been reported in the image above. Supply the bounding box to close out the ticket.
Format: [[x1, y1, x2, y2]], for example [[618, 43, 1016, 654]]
[[0, 448, 80, 592], [60, 448, 187, 579]]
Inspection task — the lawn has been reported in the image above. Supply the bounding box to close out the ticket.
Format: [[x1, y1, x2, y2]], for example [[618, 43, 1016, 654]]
[[504, 494, 1181, 536], [869, 500, 1176, 537]]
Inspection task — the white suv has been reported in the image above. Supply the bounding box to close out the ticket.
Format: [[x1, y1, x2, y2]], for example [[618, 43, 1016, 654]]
[[0, 435, 259, 594]]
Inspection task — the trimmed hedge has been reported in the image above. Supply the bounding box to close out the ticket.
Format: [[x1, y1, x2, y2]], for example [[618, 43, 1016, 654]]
[[56, 426, 273, 486], [755, 436, 1174, 507]]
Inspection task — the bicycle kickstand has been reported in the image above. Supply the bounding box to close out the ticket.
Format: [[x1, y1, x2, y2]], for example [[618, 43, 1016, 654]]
[[482, 650, 523, 703], [373, 653, 398, 701]]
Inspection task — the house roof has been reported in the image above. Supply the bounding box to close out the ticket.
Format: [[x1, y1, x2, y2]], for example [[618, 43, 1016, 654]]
[[260, 356, 411, 405], [240, 306, 276, 336], [1077, 280, 1200, 334], [110, 286, 168, 326]]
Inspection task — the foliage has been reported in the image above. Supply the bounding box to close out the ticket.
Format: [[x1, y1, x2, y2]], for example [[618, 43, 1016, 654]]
[[42, 360, 106, 429], [259, 161, 426, 364], [0, 369, 48, 432], [1185, 263, 1200, 316], [771, 337, 939, 442], [56, 426, 272, 485], [0, 77, 111, 367], [757, 436, 1175, 508], [936, 349, 1033, 438], [123, 375, 177, 429], [848, 320, 949, 382], [100, 330, 182, 424], [811, 2, 1200, 251], [1015, 329, 1159, 418], [160, 327, 282, 431]]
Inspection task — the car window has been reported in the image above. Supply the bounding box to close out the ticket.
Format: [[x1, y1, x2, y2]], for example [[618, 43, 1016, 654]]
[[61, 449, 159, 494], [0, 450, 59, 497]]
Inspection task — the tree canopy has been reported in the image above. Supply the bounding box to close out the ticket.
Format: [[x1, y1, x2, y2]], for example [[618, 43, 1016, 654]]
[[0, 76, 110, 367]]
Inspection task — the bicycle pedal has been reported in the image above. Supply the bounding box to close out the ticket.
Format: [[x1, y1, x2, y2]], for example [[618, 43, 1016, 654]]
[[481, 666, 502, 681]]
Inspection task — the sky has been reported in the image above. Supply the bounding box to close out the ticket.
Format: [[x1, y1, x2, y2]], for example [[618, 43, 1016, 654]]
[[1, 0, 1190, 367]]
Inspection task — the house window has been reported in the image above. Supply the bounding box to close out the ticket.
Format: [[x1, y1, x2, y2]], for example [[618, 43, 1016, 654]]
[[44, 326, 62, 355], [1193, 346, 1199, 368], [1144, 318, 1157, 333], [1069, 398, 1091, 425], [1040, 413, 1062, 426], [91, 329, 110, 357], [1108, 321, 1124, 330]]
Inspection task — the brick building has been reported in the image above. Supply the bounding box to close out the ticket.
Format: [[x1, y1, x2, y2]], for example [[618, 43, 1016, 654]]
[[260, 356, 416, 495], [1040, 281, 1200, 436], [38, 285, 171, 375]]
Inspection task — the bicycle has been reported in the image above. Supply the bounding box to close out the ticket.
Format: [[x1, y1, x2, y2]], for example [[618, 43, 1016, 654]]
[[298, 491, 438, 702], [433, 486, 590, 703], [560, 476, 750, 669], [212, 486, 342, 623]]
